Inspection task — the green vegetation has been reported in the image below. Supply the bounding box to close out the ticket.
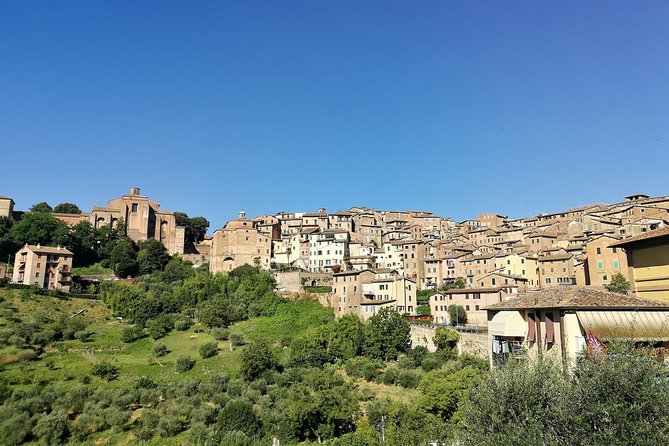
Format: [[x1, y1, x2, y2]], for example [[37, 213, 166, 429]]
[[1, 264, 667, 445], [448, 304, 467, 325], [606, 272, 630, 294], [71, 263, 114, 275]]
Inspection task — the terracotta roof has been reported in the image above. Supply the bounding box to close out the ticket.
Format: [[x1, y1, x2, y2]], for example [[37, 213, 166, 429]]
[[538, 254, 572, 262], [486, 286, 669, 310], [442, 286, 506, 294], [609, 226, 669, 248]]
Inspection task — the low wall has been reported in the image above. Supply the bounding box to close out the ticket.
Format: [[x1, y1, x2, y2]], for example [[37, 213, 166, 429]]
[[410, 324, 490, 358], [275, 271, 333, 293]]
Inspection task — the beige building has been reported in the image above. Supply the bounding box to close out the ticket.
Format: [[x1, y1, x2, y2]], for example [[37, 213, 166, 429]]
[[359, 272, 417, 320], [538, 251, 574, 287], [0, 195, 15, 219], [12, 245, 73, 292], [210, 212, 272, 273], [431, 285, 518, 326], [333, 269, 376, 317], [583, 234, 628, 287], [91, 187, 185, 255]]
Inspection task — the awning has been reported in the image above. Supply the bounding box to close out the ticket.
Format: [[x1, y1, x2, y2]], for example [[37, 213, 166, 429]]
[[577, 311, 669, 341], [489, 311, 526, 337]]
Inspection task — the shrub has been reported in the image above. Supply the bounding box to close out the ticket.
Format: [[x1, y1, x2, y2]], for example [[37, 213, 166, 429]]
[[212, 328, 230, 340], [91, 361, 120, 381], [199, 341, 218, 359], [74, 330, 94, 342], [33, 409, 69, 445], [229, 333, 245, 346], [121, 325, 145, 343], [345, 356, 381, 382], [421, 356, 441, 372], [240, 341, 278, 380], [147, 314, 174, 340], [382, 366, 400, 385], [153, 342, 169, 357], [397, 369, 422, 389], [17, 349, 38, 362], [176, 355, 194, 373], [174, 318, 192, 331], [217, 399, 260, 435]]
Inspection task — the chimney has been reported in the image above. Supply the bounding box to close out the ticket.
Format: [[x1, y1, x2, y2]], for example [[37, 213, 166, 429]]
[[238, 211, 246, 220], [37, 243, 40, 248], [319, 208, 326, 213], [130, 187, 140, 196]]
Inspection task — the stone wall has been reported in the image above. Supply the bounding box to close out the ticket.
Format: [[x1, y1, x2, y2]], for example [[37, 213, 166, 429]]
[[275, 271, 333, 293], [410, 324, 489, 358]]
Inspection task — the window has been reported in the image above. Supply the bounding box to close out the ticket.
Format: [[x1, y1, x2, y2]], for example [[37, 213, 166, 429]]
[[131, 203, 138, 213], [492, 278, 496, 285], [475, 305, 480, 311], [596, 247, 601, 255], [597, 261, 603, 270], [614, 260, 619, 269]]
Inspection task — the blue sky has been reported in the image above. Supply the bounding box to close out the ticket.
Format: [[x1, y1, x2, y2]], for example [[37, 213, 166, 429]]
[[1, 1, 668, 230]]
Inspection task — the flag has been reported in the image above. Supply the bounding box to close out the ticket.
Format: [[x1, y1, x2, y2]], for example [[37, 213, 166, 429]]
[[587, 330, 607, 364]]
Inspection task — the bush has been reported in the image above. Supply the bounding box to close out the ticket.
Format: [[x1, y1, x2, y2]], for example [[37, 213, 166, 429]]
[[199, 341, 218, 359], [121, 325, 145, 343], [74, 330, 94, 342], [240, 341, 278, 380], [382, 366, 400, 385], [421, 356, 441, 372], [174, 318, 192, 331], [176, 354, 194, 373], [147, 314, 174, 340], [33, 409, 69, 445], [229, 333, 245, 346], [153, 342, 169, 357], [345, 356, 381, 382], [217, 399, 260, 435], [212, 328, 230, 340], [397, 369, 422, 389], [91, 361, 120, 381]]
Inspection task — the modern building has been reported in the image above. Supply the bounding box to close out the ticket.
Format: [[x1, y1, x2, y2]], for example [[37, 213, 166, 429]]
[[12, 245, 74, 291]]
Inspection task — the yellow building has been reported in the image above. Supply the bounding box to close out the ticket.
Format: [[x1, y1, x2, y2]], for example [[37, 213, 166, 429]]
[[610, 227, 669, 302], [583, 234, 628, 287]]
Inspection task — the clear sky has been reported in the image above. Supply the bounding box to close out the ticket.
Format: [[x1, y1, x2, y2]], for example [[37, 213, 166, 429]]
[[1, 1, 668, 230]]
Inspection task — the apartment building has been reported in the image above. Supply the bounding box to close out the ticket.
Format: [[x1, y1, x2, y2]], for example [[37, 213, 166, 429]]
[[12, 245, 73, 291]]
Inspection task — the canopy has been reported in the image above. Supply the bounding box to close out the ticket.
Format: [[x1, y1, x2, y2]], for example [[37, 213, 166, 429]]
[[489, 311, 526, 337], [577, 310, 669, 341]]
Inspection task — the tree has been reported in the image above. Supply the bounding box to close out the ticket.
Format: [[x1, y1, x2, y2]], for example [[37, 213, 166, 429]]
[[110, 238, 139, 278], [415, 368, 480, 420], [174, 212, 210, 244], [218, 400, 260, 435], [137, 238, 170, 275], [9, 212, 70, 247], [365, 308, 411, 360], [448, 305, 467, 326], [196, 295, 244, 328], [53, 202, 82, 214], [454, 277, 466, 288], [433, 326, 460, 351], [30, 201, 52, 213], [606, 272, 630, 294], [68, 222, 98, 267], [240, 340, 278, 380]]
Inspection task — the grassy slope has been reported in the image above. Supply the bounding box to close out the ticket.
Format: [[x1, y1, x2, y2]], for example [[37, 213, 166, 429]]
[[1, 291, 333, 389]]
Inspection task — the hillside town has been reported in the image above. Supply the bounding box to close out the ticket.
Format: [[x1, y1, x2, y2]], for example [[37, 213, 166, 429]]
[[4, 189, 669, 335]]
